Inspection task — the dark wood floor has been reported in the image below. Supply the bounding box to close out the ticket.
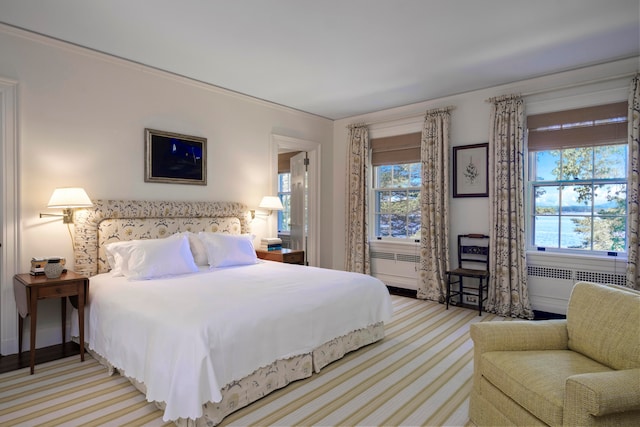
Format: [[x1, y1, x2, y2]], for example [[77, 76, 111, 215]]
[[0, 342, 80, 374]]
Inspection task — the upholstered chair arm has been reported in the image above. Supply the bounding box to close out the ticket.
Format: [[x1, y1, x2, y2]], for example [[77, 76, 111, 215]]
[[470, 320, 568, 394], [564, 368, 640, 426], [470, 320, 568, 353]]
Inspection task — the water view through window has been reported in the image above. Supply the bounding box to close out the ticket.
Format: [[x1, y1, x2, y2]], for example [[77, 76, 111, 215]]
[[529, 144, 627, 253]]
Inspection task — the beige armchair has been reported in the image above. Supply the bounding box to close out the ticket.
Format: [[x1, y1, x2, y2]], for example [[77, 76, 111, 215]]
[[469, 281, 640, 426]]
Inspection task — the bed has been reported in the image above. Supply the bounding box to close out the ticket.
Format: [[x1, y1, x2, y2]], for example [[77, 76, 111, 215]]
[[72, 199, 393, 426]]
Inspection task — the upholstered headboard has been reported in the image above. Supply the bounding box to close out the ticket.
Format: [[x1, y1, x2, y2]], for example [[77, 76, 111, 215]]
[[73, 199, 250, 277]]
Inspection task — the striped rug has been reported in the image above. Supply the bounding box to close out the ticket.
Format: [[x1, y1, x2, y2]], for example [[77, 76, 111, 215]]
[[0, 296, 507, 426]]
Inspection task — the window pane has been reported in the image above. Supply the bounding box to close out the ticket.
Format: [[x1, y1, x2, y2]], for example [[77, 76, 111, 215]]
[[533, 215, 559, 247], [594, 145, 626, 179], [372, 162, 421, 240], [408, 190, 420, 214], [376, 165, 392, 187], [278, 194, 290, 232], [407, 212, 420, 238], [390, 214, 407, 237], [561, 184, 592, 213], [409, 163, 421, 187], [279, 173, 290, 192], [390, 190, 407, 213], [593, 216, 626, 252], [392, 164, 410, 187], [378, 191, 391, 213], [377, 214, 391, 237], [277, 173, 291, 232], [534, 185, 559, 214], [530, 151, 560, 181], [595, 183, 626, 214], [563, 217, 590, 249], [561, 147, 593, 180]]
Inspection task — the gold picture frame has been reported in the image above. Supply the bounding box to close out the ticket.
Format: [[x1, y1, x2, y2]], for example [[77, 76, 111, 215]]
[[145, 128, 206, 185]]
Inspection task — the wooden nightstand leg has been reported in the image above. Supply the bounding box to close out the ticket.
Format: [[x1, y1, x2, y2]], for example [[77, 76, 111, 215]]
[[61, 298, 66, 344], [18, 315, 23, 356], [29, 292, 37, 375], [78, 282, 85, 362]]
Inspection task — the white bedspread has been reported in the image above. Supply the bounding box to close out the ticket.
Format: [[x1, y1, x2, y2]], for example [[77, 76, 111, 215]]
[[87, 261, 393, 422]]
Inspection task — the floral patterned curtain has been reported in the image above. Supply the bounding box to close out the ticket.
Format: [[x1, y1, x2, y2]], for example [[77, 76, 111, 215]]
[[345, 124, 371, 274], [418, 107, 452, 301], [486, 95, 533, 319], [628, 75, 640, 290]]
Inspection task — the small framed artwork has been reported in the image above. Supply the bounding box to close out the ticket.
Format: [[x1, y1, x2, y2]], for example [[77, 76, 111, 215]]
[[453, 143, 488, 197], [145, 128, 207, 185]]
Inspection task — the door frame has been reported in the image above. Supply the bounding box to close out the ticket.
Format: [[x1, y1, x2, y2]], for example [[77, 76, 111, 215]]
[[270, 134, 320, 267], [0, 77, 19, 355]]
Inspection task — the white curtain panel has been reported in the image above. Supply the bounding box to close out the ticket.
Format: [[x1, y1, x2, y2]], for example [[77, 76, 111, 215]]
[[345, 124, 371, 274], [487, 95, 534, 319], [628, 75, 640, 290], [418, 107, 452, 301]]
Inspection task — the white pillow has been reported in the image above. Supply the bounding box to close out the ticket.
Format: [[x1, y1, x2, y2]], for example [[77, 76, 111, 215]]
[[104, 234, 198, 279], [104, 240, 134, 276], [179, 232, 209, 266], [198, 232, 257, 268]]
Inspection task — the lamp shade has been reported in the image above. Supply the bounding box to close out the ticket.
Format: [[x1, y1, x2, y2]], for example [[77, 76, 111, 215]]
[[258, 196, 284, 211], [47, 187, 93, 208]]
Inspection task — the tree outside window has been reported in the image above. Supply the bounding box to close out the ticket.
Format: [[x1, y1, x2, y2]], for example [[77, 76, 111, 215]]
[[277, 173, 290, 233], [373, 163, 421, 240], [529, 144, 627, 253]]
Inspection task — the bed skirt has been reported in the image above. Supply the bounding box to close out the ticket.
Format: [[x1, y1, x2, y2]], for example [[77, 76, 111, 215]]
[[89, 321, 385, 426]]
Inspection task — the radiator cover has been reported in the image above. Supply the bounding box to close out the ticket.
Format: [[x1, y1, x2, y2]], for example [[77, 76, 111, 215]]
[[527, 253, 627, 314], [370, 243, 420, 291]]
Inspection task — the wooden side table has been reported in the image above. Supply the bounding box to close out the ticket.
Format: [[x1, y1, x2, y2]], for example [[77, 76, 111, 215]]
[[13, 271, 89, 374], [256, 248, 305, 265]]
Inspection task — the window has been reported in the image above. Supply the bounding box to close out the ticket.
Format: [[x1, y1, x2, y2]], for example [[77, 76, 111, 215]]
[[373, 163, 421, 239], [277, 172, 290, 233], [370, 132, 422, 241], [527, 102, 628, 255]]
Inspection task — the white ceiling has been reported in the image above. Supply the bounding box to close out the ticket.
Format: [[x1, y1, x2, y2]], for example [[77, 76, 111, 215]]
[[1, 0, 638, 120]]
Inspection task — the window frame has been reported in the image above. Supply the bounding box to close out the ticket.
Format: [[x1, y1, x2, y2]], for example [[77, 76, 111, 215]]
[[526, 144, 628, 257], [371, 162, 422, 242], [277, 172, 291, 234]]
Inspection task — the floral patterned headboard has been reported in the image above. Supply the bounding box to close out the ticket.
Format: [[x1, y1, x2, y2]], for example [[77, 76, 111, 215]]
[[73, 199, 250, 277]]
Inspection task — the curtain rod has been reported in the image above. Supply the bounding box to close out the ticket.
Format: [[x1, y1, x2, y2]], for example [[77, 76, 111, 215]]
[[486, 71, 637, 102], [347, 105, 456, 128], [347, 111, 425, 128]]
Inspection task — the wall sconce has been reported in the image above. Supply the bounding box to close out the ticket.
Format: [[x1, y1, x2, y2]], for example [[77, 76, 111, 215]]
[[40, 187, 93, 224], [251, 196, 284, 219]]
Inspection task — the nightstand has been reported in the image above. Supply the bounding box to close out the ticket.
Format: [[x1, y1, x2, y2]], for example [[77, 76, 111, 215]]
[[256, 248, 305, 265], [13, 271, 89, 374]]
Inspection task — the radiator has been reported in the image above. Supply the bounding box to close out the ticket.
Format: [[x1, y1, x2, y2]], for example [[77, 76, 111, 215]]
[[527, 253, 627, 314], [370, 249, 419, 290]]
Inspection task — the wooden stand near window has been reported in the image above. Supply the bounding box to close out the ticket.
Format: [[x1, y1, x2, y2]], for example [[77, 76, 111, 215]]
[[13, 271, 89, 374]]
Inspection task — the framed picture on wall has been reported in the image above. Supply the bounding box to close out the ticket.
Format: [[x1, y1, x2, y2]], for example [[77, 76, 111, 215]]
[[453, 143, 488, 197], [145, 128, 207, 185]]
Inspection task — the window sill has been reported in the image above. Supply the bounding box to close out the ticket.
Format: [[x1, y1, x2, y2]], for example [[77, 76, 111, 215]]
[[370, 239, 420, 252], [526, 250, 627, 263]]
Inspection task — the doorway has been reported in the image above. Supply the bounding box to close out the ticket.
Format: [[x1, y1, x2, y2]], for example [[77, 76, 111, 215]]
[[0, 77, 19, 355], [271, 134, 320, 267]]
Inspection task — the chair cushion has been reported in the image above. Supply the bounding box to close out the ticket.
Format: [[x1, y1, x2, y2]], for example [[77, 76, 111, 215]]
[[567, 282, 640, 370], [481, 350, 612, 426]]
